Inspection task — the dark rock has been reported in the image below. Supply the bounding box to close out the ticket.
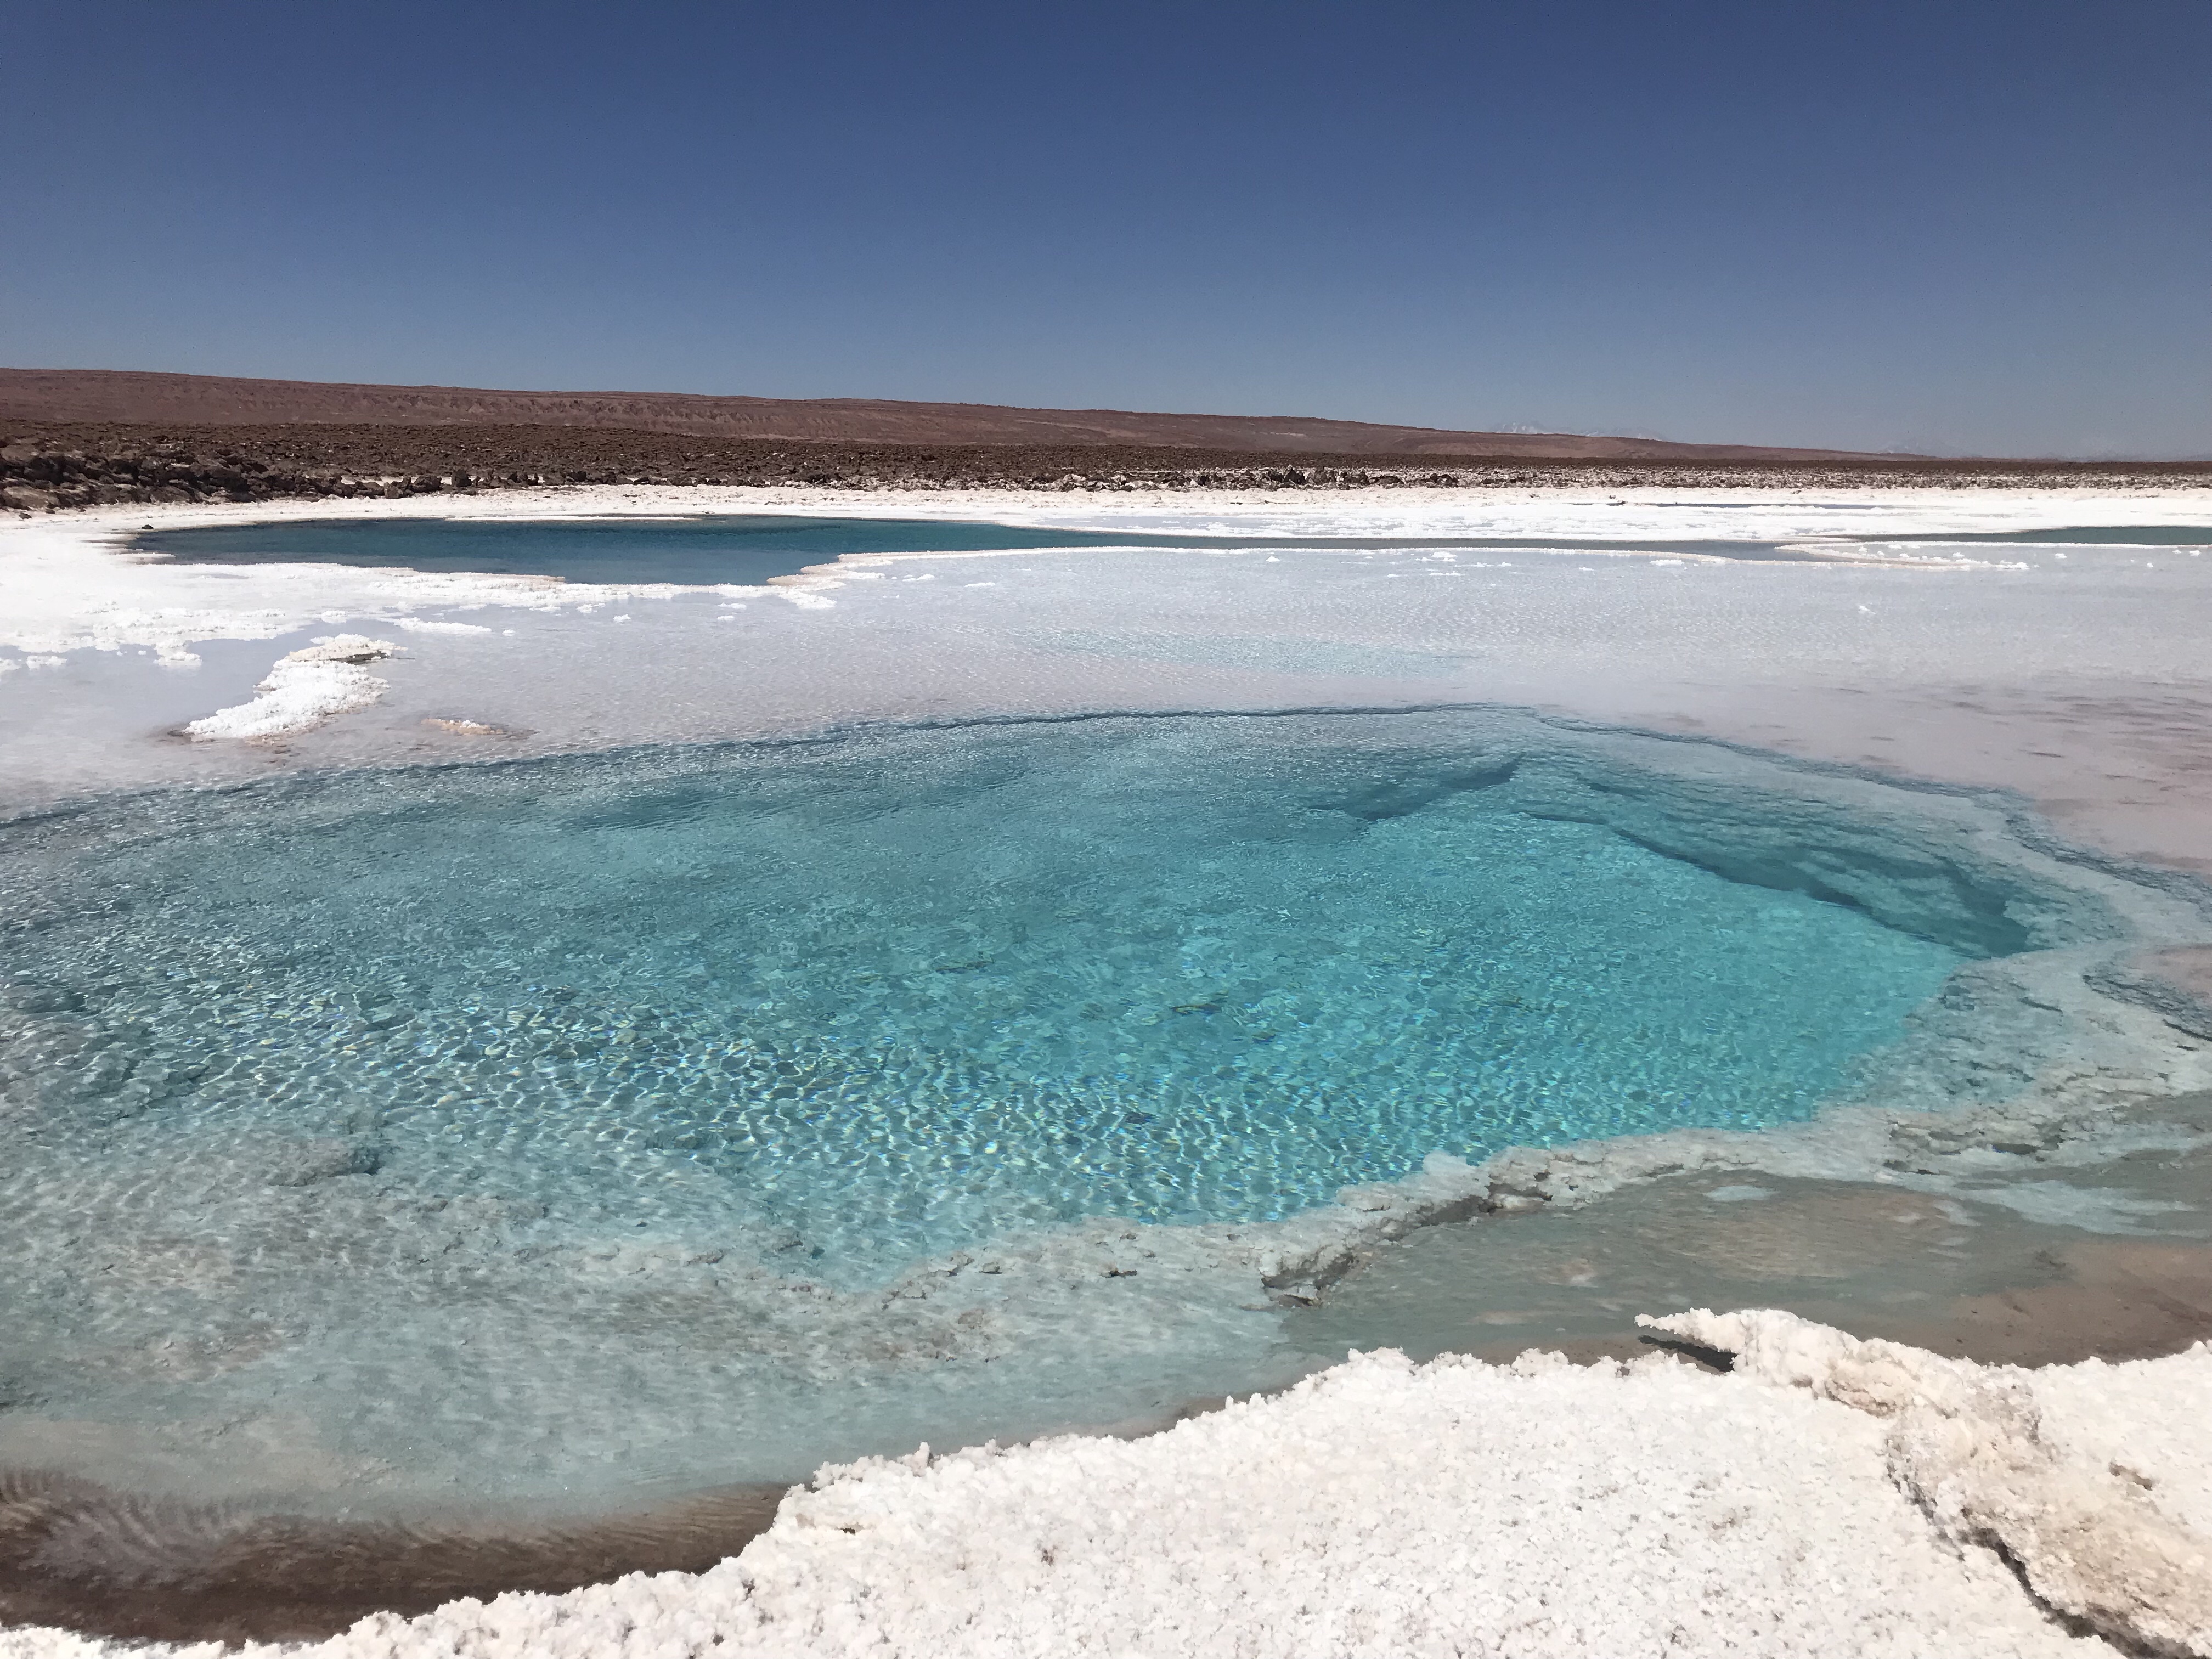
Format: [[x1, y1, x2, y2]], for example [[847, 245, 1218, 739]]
[[2, 980, 83, 1014], [269, 1137, 387, 1185]]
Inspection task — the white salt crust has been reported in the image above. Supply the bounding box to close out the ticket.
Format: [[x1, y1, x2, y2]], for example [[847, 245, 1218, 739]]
[[7, 481, 2211, 662], [182, 636, 400, 742], [13, 1312, 2210, 1658], [390, 619, 493, 637], [8, 483, 2212, 882], [1650, 1310, 2212, 1656]]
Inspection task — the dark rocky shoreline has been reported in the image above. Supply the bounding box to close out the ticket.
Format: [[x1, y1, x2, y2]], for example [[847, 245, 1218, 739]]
[[5, 421, 2208, 514]]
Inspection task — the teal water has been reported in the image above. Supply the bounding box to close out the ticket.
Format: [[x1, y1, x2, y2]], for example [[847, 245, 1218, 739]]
[[3, 713, 1973, 1282], [1864, 525, 2212, 545], [128, 514, 1184, 585], [122, 513, 2016, 585]]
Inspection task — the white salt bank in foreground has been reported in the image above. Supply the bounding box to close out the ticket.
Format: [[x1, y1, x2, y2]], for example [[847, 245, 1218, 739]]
[[5, 1314, 2205, 1659]]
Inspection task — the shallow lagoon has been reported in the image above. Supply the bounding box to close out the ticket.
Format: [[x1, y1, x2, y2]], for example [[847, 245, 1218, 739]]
[[122, 511, 2202, 588], [0, 707, 2049, 1504], [5, 715, 1967, 1267], [9, 488, 2212, 1650], [126, 515, 1213, 586]]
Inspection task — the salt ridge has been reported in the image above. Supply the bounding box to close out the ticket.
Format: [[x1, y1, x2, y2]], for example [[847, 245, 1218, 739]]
[[182, 635, 402, 742]]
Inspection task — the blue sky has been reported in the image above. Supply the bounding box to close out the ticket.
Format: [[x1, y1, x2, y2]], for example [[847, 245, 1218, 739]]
[[4, 0, 2207, 456]]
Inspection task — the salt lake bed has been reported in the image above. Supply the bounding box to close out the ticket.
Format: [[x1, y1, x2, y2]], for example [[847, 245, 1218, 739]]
[[4, 483, 2212, 1656]]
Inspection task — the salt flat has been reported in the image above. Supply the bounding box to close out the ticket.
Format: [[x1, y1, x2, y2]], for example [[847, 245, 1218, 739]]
[[4, 484, 2212, 862], [4, 483, 2212, 1656], [8, 483, 2212, 870]]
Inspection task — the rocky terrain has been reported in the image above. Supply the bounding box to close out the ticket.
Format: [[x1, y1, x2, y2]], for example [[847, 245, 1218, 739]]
[[0, 368, 1891, 461], [4, 421, 2206, 514]]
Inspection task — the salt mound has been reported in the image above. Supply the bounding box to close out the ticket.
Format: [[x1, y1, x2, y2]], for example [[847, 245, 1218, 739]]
[[1649, 1308, 2212, 1657], [183, 636, 399, 742]]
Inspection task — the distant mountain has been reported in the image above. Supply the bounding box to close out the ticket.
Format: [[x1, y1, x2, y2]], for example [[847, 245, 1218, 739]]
[[0, 369, 1893, 462]]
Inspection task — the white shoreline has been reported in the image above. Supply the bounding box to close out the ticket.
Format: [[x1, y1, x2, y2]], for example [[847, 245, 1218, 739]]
[[7, 1313, 2207, 1657], [9, 481, 2212, 868], [10, 478, 2212, 657]]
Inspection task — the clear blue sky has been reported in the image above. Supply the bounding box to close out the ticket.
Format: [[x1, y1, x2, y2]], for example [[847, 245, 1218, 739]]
[[4, 1, 2207, 456]]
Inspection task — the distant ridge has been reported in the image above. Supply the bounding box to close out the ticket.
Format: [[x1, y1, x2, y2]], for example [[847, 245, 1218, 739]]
[[0, 368, 1888, 463]]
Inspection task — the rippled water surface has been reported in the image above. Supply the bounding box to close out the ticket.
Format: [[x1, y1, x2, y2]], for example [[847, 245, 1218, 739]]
[[5, 714, 1968, 1280]]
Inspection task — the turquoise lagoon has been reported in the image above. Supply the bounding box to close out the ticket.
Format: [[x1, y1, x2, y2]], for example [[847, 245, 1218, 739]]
[[3, 713, 1975, 1275], [0, 709, 2062, 1498], [119, 510, 2162, 586]]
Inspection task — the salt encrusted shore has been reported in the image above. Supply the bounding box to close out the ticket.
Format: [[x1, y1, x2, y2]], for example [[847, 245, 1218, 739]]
[[4, 1313, 2207, 1658], [5, 484, 2212, 1654], [8, 481, 2212, 881]]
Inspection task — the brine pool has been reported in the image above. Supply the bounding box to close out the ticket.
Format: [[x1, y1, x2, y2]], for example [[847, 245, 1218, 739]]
[[125, 513, 2212, 585], [0, 706, 2159, 1511]]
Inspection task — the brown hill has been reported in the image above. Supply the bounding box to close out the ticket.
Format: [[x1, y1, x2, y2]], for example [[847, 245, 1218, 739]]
[[0, 368, 1886, 463]]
